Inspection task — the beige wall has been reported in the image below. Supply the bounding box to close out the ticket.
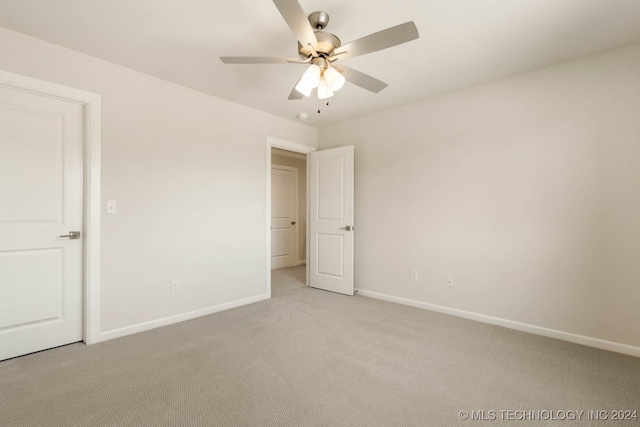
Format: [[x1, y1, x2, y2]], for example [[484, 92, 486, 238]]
[[271, 153, 306, 263], [319, 43, 640, 349], [0, 26, 318, 336]]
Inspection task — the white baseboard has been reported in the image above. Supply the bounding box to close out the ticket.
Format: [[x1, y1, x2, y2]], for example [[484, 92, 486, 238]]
[[99, 293, 270, 342], [355, 289, 640, 358]]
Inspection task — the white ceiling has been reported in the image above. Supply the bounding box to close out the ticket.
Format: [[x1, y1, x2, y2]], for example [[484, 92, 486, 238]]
[[1, 0, 640, 128]]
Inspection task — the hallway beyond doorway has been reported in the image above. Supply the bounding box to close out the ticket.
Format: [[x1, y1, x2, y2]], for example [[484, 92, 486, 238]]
[[271, 265, 306, 296]]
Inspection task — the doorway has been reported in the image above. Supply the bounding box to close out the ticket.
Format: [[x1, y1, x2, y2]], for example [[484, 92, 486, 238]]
[[266, 138, 316, 297], [271, 151, 306, 270], [266, 138, 355, 298]]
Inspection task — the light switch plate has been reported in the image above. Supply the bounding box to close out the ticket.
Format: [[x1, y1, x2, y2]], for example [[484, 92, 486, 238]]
[[106, 200, 117, 214]]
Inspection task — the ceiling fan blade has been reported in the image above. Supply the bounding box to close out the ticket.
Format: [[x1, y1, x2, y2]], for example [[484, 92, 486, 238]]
[[336, 66, 388, 93], [273, 0, 318, 49], [333, 21, 419, 60], [288, 88, 304, 100], [220, 56, 299, 64], [288, 78, 304, 100]]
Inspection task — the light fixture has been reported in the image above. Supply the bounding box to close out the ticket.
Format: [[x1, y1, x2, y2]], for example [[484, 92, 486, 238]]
[[317, 78, 333, 99], [295, 64, 321, 97], [294, 60, 346, 99], [323, 67, 345, 91]]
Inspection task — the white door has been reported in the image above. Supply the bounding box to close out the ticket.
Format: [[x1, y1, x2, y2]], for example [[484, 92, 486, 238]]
[[271, 166, 298, 269], [309, 146, 354, 295], [0, 84, 84, 361]]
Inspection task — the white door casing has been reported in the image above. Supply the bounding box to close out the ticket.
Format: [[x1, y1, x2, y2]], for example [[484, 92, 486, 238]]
[[0, 76, 92, 360], [271, 165, 298, 269], [309, 146, 354, 295]]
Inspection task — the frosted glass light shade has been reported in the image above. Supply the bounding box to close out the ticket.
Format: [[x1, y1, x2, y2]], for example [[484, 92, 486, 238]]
[[317, 78, 334, 99], [295, 81, 313, 97], [295, 64, 321, 97], [323, 67, 345, 91]]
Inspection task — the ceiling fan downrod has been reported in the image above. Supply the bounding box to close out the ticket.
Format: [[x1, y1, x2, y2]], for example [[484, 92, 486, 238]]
[[308, 11, 330, 30]]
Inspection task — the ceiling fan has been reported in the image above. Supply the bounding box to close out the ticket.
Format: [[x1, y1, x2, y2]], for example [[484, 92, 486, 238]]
[[220, 0, 419, 101]]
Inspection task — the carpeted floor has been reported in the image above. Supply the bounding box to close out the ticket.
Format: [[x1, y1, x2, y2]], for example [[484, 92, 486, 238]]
[[1, 265, 639, 426]]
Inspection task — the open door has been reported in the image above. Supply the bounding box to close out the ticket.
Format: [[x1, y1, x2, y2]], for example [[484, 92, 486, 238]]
[[309, 146, 354, 295]]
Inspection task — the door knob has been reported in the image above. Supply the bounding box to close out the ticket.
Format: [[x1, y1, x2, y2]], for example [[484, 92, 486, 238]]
[[291, 221, 296, 225], [339, 225, 353, 231], [59, 231, 81, 239]]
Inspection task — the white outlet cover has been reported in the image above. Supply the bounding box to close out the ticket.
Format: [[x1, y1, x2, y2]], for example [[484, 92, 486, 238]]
[[253, 204, 263, 214], [171, 280, 180, 293], [106, 200, 117, 214]]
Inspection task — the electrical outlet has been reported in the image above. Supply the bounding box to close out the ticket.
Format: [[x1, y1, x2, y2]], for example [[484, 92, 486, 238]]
[[106, 200, 117, 214], [410, 271, 418, 282], [171, 280, 181, 293], [446, 276, 454, 288]]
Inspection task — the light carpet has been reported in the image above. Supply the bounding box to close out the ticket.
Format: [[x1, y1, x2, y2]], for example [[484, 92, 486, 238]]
[[1, 265, 639, 426]]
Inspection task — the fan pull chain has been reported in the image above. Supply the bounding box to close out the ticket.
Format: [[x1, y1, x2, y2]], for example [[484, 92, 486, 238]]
[[317, 99, 330, 114]]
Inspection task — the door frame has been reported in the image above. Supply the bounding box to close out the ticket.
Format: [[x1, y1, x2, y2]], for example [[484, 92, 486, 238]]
[[266, 137, 316, 297], [0, 69, 102, 345], [270, 164, 299, 270]]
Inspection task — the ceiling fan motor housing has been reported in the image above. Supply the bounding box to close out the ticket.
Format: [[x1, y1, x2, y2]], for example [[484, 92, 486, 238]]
[[298, 11, 341, 59], [298, 31, 341, 58]]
